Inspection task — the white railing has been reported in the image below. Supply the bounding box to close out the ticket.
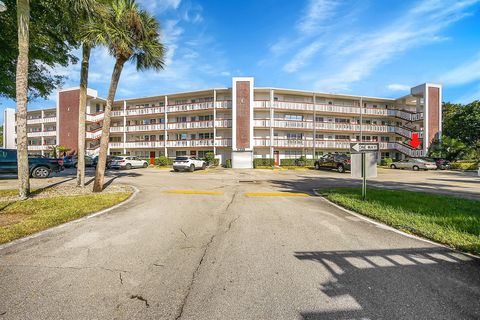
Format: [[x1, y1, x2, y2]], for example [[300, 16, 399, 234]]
[[215, 119, 232, 128], [215, 138, 232, 147], [27, 145, 50, 151], [254, 138, 271, 147], [86, 130, 102, 139], [215, 101, 232, 109], [126, 124, 165, 132], [86, 113, 104, 122], [27, 131, 56, 137], [254, 100, 271, 108], [388, 110, 423, 121], [110, 126, 125, 133], [167, 120, 213, 130], [315, 104, 360, 114], [126, 106, 165, 116], [253, 119, 271, 127], [112, 110, 125, 117], [275, 101, 314, 111], [275, 120, 314, 129], [27, 117, 57, 124], [167, 139, 215, 147], [314, 140, 351, 149], [123, 141, 165, 148], [167, 101, 214, 113]]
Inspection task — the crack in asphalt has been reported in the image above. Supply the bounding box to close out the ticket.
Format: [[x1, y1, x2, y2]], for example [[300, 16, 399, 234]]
[[174, 234, 215, 320], [130, 295, 149, 308], [119, 272, 123, 285], [227, 215, 240, 231], [180, 228, 187, 238]]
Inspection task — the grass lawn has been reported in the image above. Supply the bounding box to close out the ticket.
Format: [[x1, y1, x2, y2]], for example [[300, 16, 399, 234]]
[[320, 188, 480, 255], [0, 191, 132, 244]]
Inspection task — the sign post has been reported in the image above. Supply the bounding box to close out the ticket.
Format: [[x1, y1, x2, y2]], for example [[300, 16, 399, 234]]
[[350, 143, 379, 201]]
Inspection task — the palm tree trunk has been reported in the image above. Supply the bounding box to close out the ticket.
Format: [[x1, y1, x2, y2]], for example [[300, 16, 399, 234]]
[[16, 0, 30, 199], [93, 58, 126, 192], [76, 43, 92, 188]]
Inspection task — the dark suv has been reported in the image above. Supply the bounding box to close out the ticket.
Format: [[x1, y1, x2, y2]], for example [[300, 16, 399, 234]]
[[314, 153, 351, 173], [0, 149, 64, 178]]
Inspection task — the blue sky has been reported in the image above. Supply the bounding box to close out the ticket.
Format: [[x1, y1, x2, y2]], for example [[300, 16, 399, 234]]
[[1, 0, 480, 122]]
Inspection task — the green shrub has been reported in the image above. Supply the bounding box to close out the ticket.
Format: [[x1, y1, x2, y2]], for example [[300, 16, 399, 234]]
[[253, 158, 274, 168], [280, 157, 315, 167], [450, 161, 478, 170], [154, 156, 172, 166], [225, 159, 232, 168], [203, 152, 215, 165], [381, 157, 393, 166], [211, 159, 220, 167]]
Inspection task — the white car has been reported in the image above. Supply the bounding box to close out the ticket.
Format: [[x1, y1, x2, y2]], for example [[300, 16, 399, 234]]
[[390, 158, 437, 171], [110, 156, 148, 170], [173, 156, 206, 172]]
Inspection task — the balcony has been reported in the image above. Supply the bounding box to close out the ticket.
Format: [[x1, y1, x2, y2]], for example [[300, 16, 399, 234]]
[[167, 139, 215, 147], [27, 145, 50, 151], [275, 101, 314, 111], [86, 113, 104, 122], [215, 100, 232, 109], [167, 101, 214, 113], [123, 141, 165, 148], [27, 131, 57, 137], [167, 120, 214, 130], [126, 123, 165, 132], [112, 110, 125, 117], [126, 106, 165, 116], [86, 129, 103, 139], [254, 100, 271, 109], [27, 116, 57, 125], [215, 119, 232, 128]]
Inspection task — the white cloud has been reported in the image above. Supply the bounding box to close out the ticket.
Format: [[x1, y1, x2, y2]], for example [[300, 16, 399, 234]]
[[439, 52, 480, 86], [387, 84, 410, 91], [297, 0, 340, 34], [313, 0, 480, 91], [137, 0, 181, 13], [283, 41, 323, 73]]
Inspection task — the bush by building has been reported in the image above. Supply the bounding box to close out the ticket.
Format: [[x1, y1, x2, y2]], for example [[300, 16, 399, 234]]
[[154, 156, 173, 166], [253, 158, 274, 168]]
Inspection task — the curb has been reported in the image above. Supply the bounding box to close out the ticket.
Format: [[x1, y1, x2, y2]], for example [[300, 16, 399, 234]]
[[0, 186, 140, 252], [312, 189, 480, 260]]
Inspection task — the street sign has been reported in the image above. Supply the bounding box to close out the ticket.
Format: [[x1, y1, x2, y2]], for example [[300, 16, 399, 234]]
[[350, 142, 379, 153], [351, 153, 377, 179]]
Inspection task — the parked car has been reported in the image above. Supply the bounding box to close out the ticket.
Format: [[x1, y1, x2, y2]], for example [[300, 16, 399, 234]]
[[0, 149, 64, 178], [390, 158, 437, 171], [314, 153, 351, 173], [110, 156, 148, 169], [173, 156, 206, 172], [63, 155, 94, 168], [430, 158, 450, 170], [92, 155, 114, 169]]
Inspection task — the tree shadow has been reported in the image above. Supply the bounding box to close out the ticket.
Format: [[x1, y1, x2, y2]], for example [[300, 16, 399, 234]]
[[295, 247, 480, 319]]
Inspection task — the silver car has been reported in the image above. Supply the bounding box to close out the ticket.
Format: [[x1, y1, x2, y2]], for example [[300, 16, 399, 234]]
[[390, 158, 437, 171]]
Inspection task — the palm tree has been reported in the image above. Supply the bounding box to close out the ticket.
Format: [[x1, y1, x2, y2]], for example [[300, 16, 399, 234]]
[[16, 0, 30, 199], [84, 0, 165, 192], [74, 0, 106, 188]]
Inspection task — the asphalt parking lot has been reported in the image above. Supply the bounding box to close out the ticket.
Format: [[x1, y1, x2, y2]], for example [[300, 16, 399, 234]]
[[0, 167, 479, 319]]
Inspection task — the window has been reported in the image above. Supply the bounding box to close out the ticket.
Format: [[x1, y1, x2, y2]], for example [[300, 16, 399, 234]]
[[315, 134, 324, 139], [315, 117, 324, 122], [180, 133, 188, 140], [285, 114, 303, 121], [286, 132, 303, 139], [176, 116, 187, 123], [176, 151, 187, 156], [336, 135, 350, 140], [284, 150, 302, 159], [198, 150, 210, 158], [198, 115, 213, 121], [150, 119, 156, 124], [335, 118, 350, 123]]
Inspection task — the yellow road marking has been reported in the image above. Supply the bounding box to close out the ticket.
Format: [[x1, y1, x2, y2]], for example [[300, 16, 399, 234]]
[[164, 189, 224, 195], [245, 192, 310, 197]]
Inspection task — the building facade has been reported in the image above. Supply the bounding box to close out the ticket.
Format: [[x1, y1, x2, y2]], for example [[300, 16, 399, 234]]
[[3, 77, 442, 168]]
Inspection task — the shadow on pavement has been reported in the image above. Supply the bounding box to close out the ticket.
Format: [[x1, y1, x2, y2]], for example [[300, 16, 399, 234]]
[[295, 247, 480, 319]]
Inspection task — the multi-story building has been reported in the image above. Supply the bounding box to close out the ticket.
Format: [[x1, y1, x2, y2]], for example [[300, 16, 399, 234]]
[[3, 77, 442, 168]]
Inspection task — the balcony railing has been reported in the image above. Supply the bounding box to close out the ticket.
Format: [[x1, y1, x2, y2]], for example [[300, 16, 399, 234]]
[[275, 101, 314, 111], [126, 123, 165, 132], [86, 113, 104, 122], [27, 117, 57, 125], [126, 106, 165, 116], [112, 110, 125, 117], [215, 100, 232, 109], [123, 141, 165, 148], [254, 100, 271, 108], [27, 131, 57, 137], [167, 120, 214, 130], [167, 139, 215, 147], [27, 145, 50, 151], [86, 130, 103, 139], [167, 101, 214, 113], [215, 119, 232, 128]]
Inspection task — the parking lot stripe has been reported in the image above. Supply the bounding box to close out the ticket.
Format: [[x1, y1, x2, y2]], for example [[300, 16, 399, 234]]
[[164, 189, 224, 195], [245, 192, 310, 197]]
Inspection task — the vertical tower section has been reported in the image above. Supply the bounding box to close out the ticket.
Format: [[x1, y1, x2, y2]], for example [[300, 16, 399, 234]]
[[231, 77, 254, 168], [411, 83, 442, 153]]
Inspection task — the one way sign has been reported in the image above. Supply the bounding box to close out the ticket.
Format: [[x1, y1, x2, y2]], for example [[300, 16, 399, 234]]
[[350, 142, 379, 153]]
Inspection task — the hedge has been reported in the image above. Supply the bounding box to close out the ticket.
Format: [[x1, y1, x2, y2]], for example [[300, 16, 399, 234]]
[[280, 158, 315, 167], [381, 157, 394, 166], [450, 161, 478, 170], [225, 159, 232, 168], [253, 158, 274, 168], [154, 156, 173, 166]]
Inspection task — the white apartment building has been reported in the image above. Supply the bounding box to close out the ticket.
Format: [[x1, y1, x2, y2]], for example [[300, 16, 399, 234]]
[[3, 77, 442, 168]]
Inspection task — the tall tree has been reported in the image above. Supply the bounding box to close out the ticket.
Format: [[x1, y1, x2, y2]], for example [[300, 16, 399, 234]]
[[84, 0, 165, 192], [0, 0, 79, 100], [75, 0, 106, 188], [444, 101, 480, 159], [16, 0, 30, 199]]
